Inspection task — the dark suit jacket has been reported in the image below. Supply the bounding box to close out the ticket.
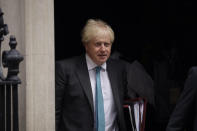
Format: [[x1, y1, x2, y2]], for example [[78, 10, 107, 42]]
[[55, 55, 130, 131], [166, 67, 197, 131]]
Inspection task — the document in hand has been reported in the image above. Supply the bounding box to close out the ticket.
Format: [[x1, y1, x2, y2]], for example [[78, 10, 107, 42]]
[[124, 98, 147, 131]]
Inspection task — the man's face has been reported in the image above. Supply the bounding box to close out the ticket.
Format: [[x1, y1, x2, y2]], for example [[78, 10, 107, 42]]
[[84, 35, 112, 65]]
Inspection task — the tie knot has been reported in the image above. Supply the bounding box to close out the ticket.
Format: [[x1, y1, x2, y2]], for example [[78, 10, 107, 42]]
[[95, 66, 101, 73]]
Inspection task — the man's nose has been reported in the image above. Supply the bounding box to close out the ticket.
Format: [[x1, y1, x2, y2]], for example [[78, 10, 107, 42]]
[[100, 44, 106, 51]]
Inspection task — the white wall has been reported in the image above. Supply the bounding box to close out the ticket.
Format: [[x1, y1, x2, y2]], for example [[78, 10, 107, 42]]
[[0, 0, 55, 130]]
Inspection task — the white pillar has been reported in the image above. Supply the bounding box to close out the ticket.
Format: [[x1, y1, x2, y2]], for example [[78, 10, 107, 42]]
[[0, 0, 55, 130]]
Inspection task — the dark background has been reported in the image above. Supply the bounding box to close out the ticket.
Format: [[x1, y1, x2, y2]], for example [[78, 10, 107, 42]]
[[55, 0, 197, 63], [55, 1, 196, 130], [55, 0, 197, 75]]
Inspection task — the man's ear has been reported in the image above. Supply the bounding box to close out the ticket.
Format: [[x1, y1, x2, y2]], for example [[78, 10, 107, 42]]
[[83, 43, 88, 50]]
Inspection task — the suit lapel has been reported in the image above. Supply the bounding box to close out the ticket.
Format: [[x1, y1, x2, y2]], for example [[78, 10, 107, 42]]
[[107, 60, 122, 110], [76, 55, 94, 114], [107, 60, 126, 131]]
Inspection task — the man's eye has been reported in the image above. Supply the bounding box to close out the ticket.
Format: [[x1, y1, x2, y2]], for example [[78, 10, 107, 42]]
[[95, 42, 111, 47], [95, 43, 101, 46], [104, 43, 110, 47]]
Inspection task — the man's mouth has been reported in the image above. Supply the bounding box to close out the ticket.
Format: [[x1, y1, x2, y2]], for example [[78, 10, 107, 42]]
[[98, 54, 107, 56], [98, 54, 107, 58]]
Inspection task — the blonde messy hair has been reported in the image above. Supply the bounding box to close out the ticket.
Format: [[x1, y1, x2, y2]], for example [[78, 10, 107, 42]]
[[81, 19, 115, 45]]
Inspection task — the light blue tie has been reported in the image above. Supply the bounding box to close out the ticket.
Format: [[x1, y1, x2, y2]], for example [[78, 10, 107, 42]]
[[95, 66, 105, 131]]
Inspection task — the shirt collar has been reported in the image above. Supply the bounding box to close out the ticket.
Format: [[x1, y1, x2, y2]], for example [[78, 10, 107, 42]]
[[85, 54, 106, 71]]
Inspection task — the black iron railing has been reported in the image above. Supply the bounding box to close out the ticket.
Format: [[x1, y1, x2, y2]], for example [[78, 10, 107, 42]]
[[0, 8, 23, 131]]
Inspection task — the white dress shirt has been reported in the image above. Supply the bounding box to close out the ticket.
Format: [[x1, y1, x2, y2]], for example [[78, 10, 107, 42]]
[[86, 54, 119, 131]]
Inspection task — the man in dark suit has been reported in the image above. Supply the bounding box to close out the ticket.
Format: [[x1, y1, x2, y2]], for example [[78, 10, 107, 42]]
[[166, 67, 197, 131], [55, 19, 132, 131]]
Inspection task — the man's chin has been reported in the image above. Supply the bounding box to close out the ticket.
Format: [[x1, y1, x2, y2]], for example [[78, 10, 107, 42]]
[[98, 60, 107, 64], [98, 55, 108, 60]]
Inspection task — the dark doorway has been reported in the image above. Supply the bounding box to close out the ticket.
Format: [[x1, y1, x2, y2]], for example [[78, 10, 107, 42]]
[[55, 1, 197, 66], [55, 1, 154, 61], [54, 1, 197, 131], [54, 0, 197, 83]]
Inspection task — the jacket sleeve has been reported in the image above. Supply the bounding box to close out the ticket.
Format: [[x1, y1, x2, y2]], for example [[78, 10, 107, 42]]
[[166, 67, 197, 131], [55, 61, 66, 131]]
